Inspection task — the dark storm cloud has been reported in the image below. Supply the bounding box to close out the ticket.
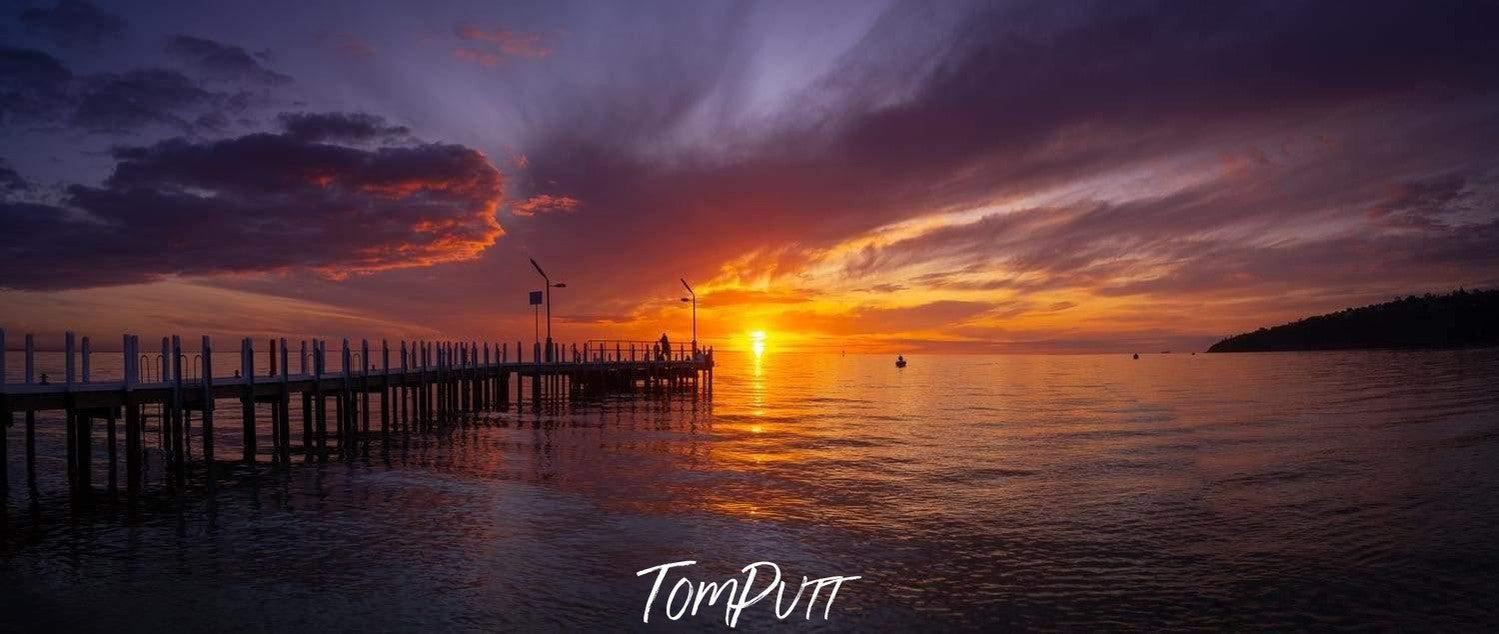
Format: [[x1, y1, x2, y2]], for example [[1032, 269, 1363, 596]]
[[1, 45, 256, 134], [17, 0, 125, 48], [278, 112, 410, 143], [511, 0, 1499, 302], [0, 158, 30, 191], [0, 128, 504, 290], [0, 46, 72, 125], [69, 68, 218, 132], [165, 35, 291, 85]]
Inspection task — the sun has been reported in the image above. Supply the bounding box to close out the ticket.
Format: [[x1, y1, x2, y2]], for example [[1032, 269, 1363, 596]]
[[750, 330, 766, 356]]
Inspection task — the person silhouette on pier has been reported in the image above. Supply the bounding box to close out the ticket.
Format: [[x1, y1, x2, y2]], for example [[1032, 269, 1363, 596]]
[[658, 333, 671, 360]]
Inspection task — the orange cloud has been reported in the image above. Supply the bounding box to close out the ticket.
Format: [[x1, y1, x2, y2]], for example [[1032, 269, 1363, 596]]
[[512, 194, 580, 216], [700, 288, 816, 307]]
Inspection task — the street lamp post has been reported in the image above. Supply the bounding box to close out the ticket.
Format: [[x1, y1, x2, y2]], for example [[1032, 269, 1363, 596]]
[[680, 278, 696, 355], [529, 258, 566, 362]]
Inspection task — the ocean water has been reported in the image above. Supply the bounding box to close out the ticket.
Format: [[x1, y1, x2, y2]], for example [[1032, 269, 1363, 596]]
[[3, 348, 1499, 631]]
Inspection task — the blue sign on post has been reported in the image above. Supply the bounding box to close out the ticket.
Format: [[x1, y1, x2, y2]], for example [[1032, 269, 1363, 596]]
[[529, 290, 544, 305]]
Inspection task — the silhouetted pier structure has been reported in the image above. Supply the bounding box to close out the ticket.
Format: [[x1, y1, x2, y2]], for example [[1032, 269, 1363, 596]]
[[0, 328, 713, 499]]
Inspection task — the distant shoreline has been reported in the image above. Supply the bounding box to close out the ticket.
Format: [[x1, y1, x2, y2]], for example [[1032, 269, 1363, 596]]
[[1207, 289, 1498, 353], [1206, 343, 1499, 354]]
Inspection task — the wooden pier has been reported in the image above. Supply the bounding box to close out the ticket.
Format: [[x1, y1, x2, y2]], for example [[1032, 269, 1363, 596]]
[[0, 328, 713, 499]]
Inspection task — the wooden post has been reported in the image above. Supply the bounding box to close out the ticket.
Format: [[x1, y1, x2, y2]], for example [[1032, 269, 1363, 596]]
[[24, 334, 36, 491], [465, 341, 473, 412], [314, 340, 326, 459], [330, 342, 342, 452], [106, 400, 116, 491], [123, 335, 140, 493], [425, 341, 433, 427], [533, 341, 542, 411], [380, 340, 390, 434], [409, 341, 417, 429], [300, 340, 312, 454], [361, 339, 371, 434], [412, 342, 420, 429], [78, 335, 94, 492], [0, 328, 6, 499], [482, 342, 490, 411], [418, 342, 426, 428], [157, 337, 168, 451], [241, 338, 255, 463], [414, 340, 422, 428], [267, 339, 279, 456], [436, 344, 446, 422], [170, 335, 185, 474], [65, 332, 76, 489], [492, 341, 501, 408], [279, 338, 290, 463], [201, 336, 215, 475], [399, 341, 408, 430], [422, 341, 428, 426], [339, 339, 350, 447], [515, 341, 523, 410]]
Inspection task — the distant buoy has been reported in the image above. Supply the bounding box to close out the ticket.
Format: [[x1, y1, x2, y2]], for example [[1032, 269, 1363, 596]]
[[1132, 353, 1139, 359]]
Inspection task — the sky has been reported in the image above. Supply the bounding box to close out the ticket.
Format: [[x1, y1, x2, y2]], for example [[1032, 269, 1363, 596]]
[[2, 0, 1498, 353]]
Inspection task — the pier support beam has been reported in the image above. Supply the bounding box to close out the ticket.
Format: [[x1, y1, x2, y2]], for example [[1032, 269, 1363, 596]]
[[202, 336, 215, 477], [123, 334, 139, 493], [381, 340, 390, 435], [279, 338, 291, 464], [241, 338, 255, 464], [25, 334, 36, 492]]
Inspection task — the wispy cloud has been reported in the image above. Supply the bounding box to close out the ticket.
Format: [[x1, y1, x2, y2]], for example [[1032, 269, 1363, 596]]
[[454, 25, 549, 58]]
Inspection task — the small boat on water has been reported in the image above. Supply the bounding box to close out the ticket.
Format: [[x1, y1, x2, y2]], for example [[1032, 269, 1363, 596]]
[[896, 355, 907, 368]]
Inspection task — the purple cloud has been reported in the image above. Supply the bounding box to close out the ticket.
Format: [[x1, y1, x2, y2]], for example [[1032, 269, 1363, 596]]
[[18, 0, 125, 48], [0, 126, 505, 290], [278, 111, 410, 143], [165, 35, 291, 85]]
